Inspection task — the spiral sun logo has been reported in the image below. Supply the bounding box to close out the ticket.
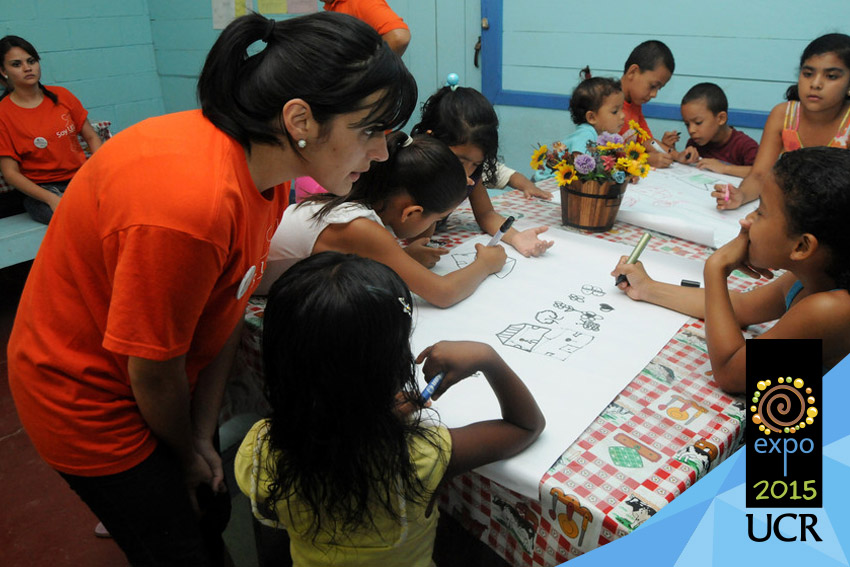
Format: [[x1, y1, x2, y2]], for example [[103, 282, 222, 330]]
[[749, 377, 818, 436]]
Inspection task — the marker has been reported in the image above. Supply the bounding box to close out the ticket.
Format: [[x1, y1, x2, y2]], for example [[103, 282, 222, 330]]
[[615, 232, 652, 285], [486, 216, 515, 246], [421, 372, 446, 402], [680, 279, 701, 288], [649, 140, 667, 153], [723, 184, 731, 202]]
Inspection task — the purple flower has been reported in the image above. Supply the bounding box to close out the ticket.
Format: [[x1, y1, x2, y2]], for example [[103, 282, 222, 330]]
[[574, 153, 596, 174], [596, 132, 624, 145]]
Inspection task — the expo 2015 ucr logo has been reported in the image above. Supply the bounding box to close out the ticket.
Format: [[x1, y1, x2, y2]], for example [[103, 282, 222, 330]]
[[750, 377, 818, 436]]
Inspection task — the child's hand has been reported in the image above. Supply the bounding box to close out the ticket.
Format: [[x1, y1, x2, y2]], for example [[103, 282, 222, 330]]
[[695, 158, 725, 174], [706, 219, 774, 280], [513, 176, 553, 200], [661, 130, 680, 149], [711, 183, 743, 210], [611, 256, 655, 301], [404, 237, 448, 268], [678, 146, 700, 164], [648, 150, 673, 168], [415, 341, 499, 400], [510, 226, 554, 257], [474, 242, 507, 273]]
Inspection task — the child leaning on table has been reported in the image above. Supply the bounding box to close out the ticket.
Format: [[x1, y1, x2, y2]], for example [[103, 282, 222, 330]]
[[236, 252, 545, 567], [532, 71, 625, 182], [717, 33, 850, 210], [257, 132, 507, 308], [412, 83, 554, 257], [612, 147, 850, 393], [673, 82, 759, 178], [618, 40, 678, 168]]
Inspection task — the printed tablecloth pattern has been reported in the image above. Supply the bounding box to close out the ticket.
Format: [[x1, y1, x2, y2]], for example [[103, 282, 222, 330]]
[[231, 185, 769, 566]]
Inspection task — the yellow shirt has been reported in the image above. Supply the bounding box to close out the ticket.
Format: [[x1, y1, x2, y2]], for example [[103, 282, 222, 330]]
[[235, 419, 452, 567]]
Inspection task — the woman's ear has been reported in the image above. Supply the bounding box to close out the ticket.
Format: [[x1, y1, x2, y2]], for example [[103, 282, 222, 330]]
[[282, 98, 315, 144], [791, 233, 818, 261]]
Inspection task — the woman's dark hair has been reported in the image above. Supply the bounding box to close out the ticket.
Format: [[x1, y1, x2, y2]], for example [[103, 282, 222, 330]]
[[570, 76, 622, 125], [262, 252, 443, 535], [198, 12, 417, 150], [311, 131, 467, 220], [786, 33, 850, 101], [411, 86, 499, 186], [624, 40, 675, 74], [681, 82, 728, 115], [773, 146, 850, 289], [0, 35, 58, 104]]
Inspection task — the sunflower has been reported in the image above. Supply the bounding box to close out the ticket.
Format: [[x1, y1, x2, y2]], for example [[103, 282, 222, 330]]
[[597, 142, 624, 152], [625, 141, 647, 162], [530, 145, 548, 170], [626, 160, 644, 177], [554, 162, 577, 186], [638, 163, 650, 177], [628, 120, 650, 143]]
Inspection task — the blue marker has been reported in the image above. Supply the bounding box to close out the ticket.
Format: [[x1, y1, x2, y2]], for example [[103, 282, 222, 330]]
[[421, 372, 446, 402], [487, 216, 515, 246]]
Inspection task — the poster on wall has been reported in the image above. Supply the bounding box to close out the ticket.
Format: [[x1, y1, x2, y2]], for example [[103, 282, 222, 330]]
[[212, 0, 318, 29]]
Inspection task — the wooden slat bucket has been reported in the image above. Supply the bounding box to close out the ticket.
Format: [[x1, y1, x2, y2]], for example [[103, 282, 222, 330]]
[[560, 179, 626, 232]]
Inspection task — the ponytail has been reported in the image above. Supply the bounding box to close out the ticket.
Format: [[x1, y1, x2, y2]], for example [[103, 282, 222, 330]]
[[198, 12, 417, 150], [579, 66, 592, 80]]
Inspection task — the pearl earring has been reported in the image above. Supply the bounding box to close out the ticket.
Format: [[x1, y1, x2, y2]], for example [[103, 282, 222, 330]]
[[297, 139, 307, 149]]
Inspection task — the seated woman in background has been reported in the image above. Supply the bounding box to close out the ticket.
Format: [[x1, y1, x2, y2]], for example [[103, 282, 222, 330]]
[[0, 35, 103, 224]]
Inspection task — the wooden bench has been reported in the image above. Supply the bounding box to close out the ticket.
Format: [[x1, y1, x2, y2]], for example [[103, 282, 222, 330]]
[[0, 121, 112, 270]]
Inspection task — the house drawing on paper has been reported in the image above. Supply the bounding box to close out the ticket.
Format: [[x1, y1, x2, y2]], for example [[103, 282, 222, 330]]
[[496, 323, 594, 361]]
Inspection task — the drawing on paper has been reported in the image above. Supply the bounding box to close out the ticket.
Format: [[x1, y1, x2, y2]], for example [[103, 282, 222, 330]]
[[497, 324, 594, 361], [452, 253, 516, 278]]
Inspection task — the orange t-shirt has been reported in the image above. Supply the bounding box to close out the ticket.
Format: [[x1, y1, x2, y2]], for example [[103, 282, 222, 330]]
[[0, 85, 88, 183], [619, 100, 653, 140], [7, 110, 288, 476], [324, 0, 408, 35]]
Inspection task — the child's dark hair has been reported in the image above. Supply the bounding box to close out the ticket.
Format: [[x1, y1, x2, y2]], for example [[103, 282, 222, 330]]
[[773, 147, 850, 290], [681, 83, 728, 115], [0, 35, 58, 104], [570, 76, 622, 125], [411, 86, 499, 186], [262, 251, 443, 535], [311, 131, 467, 219], [624, 40, 675, 74], [198, 12, 417, 151], [785, 33, 850, 101]]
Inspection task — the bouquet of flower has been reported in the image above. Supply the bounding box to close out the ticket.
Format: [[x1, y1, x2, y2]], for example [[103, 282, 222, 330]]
[[530, 121, 651, 186]]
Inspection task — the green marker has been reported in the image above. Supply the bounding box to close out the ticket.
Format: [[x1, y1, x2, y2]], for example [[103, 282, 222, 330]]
[[615, 232, 651, 286]]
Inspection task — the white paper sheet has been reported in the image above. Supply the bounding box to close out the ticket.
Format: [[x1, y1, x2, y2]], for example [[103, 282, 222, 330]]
[[545, 164, 757, 248], [411, 226, 700, 498]]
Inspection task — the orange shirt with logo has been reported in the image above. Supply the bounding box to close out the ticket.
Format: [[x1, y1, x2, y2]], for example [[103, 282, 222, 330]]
[[8, 110, 288, 476], [0, 85, 89, 183], [324, 0, 408, 35]]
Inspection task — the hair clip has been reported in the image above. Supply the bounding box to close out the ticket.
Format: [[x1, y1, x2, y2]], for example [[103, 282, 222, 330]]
[[401, 134, 414, 147], [398, 297, 412, 316], [445, 73, 460, 91]]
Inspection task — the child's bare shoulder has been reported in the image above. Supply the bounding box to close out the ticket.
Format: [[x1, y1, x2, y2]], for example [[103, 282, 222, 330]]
[[796, 288, 850, 327]]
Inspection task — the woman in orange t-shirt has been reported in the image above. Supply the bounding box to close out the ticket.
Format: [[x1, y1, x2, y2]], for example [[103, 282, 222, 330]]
[[0, 36, 103, 223], [7, 13, 416, 566]]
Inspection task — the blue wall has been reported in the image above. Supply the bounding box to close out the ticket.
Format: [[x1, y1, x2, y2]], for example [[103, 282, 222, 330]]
[[0, 0, 165, 132], [478, 0, 850, 176]]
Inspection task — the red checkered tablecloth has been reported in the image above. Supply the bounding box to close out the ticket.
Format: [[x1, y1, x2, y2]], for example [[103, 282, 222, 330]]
[[231, 184, 770, 565]]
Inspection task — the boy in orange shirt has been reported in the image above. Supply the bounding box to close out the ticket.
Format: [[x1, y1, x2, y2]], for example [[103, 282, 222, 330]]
[[619, 40, 678, 168]]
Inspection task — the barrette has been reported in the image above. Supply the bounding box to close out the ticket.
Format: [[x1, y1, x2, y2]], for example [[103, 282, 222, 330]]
[[398, 297, 412, 316], [401, 134, 414, 147]]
